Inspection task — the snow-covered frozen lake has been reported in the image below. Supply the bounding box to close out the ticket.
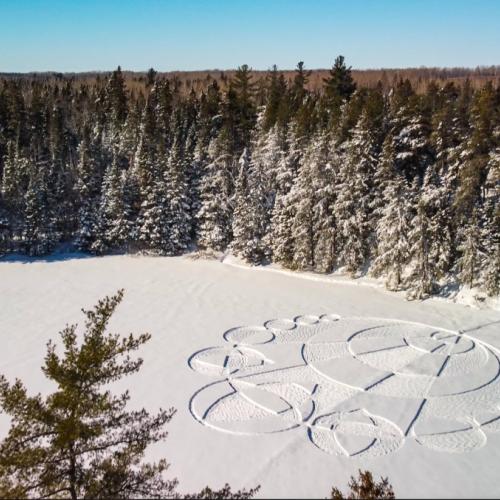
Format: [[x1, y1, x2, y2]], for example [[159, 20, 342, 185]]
[[1, 255, 499, 498]]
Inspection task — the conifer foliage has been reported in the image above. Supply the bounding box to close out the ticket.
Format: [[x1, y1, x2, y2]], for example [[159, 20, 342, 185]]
[[0, 291, 259, 499], [330, 470, 395, 500], [0, 290, 176, 499], [0, 60, 498, 298]]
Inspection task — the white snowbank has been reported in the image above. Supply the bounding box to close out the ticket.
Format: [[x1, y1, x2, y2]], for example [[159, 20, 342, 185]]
[[221, 253, 500, 312]]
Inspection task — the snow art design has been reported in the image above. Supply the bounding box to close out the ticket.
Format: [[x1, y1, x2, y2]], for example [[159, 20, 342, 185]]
[[188, 315, 500, 458]]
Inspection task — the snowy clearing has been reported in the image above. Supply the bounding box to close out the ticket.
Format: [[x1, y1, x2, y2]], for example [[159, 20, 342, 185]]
[[0, 254, 499, 498]]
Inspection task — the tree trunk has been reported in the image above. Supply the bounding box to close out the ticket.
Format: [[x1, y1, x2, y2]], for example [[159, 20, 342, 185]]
[[69, 444, 78, 500]]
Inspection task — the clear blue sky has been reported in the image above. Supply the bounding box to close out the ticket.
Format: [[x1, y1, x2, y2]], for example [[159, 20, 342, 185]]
[[1, 0, 499, 72]]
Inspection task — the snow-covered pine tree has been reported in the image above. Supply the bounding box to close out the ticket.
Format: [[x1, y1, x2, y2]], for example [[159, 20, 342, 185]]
[[46, 104, 74, 244], [371, 175, 413, 290], [92, 154, 131, 254], [74, 129, 102, 251], [103, 66, 128, 155], [456, 208, 484, 289], [267, 122, 302, 266], [196, 127, 234, 252], [0, 202, 9, 255], [484, 242, 500, 297], [372, 133, 396, 219], [134, 94, 158, 198], [1, 141, 29, 241], [164, 134, 191, 255], [241, 117, 283, 261], [231, 143, 271, 264], [122, 167, 141, 247], [406, 192, 438, 299], [183, 122, 202, 238], [255, 123, 283, 197], [23, 168, 55, 256], [290, 181, 314, 270], [231, 148, 252, 259], [310, 132, 337, 273], [289, 140, 318, 271], [118, 99, 142, 166], [427, 92, 465, 277], [387, 80, 433, 185], [136, 143, 171, 254], [334, 179, 365, 275], [137, 182, 170, 254], [417, 164, 453, 280], [130, 89, 166, 253], [392, 109, 433, 183], [334, 111, 378, 275], [188, 132, 209, 241], [454, 82, 496, 221], [481, 152, 499, 296]]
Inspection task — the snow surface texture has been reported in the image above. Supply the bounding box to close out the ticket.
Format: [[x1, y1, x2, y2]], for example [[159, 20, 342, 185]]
[[0, 254, 499, 498], [189, 315, 500, 459], [221, 254, 500, 311]]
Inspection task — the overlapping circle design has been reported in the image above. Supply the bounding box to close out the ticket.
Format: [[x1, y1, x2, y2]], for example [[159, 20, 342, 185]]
[[188, 314, 500, 458]]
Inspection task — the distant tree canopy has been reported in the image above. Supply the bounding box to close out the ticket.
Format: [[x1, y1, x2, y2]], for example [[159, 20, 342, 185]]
[[0, 57, 499, 299]]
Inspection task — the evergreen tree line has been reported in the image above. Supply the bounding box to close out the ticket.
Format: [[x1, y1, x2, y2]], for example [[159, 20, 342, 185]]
[[0, 57, 498, 298]]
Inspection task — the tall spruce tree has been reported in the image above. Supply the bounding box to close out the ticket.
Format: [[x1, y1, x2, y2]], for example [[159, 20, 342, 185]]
[[268, 122, 303, 267], [289, 141, 318, 271], [164, 134, 191, 255], [74, 129, 102, 251], [407, 194, 438, 299], [310, 132, 337, 273], [93, 155, 131, 254], [22, 168, 55, 256], [457, 208, 484, 288], [137, 156, 170, 254], [372, 176, 413, 290], [335, 111, 378, 275], [323, 55, 357, 125], [197, 128, 234, 251]]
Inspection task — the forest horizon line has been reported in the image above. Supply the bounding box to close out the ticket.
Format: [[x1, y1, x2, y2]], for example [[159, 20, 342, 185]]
[[2, 63, 499, 95]]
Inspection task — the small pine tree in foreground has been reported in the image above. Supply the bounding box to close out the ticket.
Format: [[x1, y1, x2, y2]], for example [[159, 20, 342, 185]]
[[0, 290, 258, 499], [330, 470, 395, 500]]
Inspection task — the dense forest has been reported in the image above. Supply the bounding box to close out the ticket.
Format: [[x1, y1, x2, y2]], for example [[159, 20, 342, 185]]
[[3, 64, 500, 95], [0, 57, 498, 298]]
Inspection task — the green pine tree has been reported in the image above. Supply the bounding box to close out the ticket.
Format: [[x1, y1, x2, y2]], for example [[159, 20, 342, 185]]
[[323, 55, 357, 124], [0, 291, 260, 499], [0, 290, 176, 499]]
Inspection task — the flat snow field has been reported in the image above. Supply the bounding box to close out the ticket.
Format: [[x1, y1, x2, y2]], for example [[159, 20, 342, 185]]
[[1, 254, 499, 499]]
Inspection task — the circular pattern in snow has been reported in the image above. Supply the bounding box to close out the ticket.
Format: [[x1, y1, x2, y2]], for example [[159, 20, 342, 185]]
[[223, 326, 275, 345], [264, 318, 296, 331], [189, 314, 500, 458], [310, 409, 404, 457], [295, 314, 321, 326], [319, 313, 341, 322]]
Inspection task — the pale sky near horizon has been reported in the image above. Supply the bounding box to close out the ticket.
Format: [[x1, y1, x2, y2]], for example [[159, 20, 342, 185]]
[[1, 0, 499, 72]]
